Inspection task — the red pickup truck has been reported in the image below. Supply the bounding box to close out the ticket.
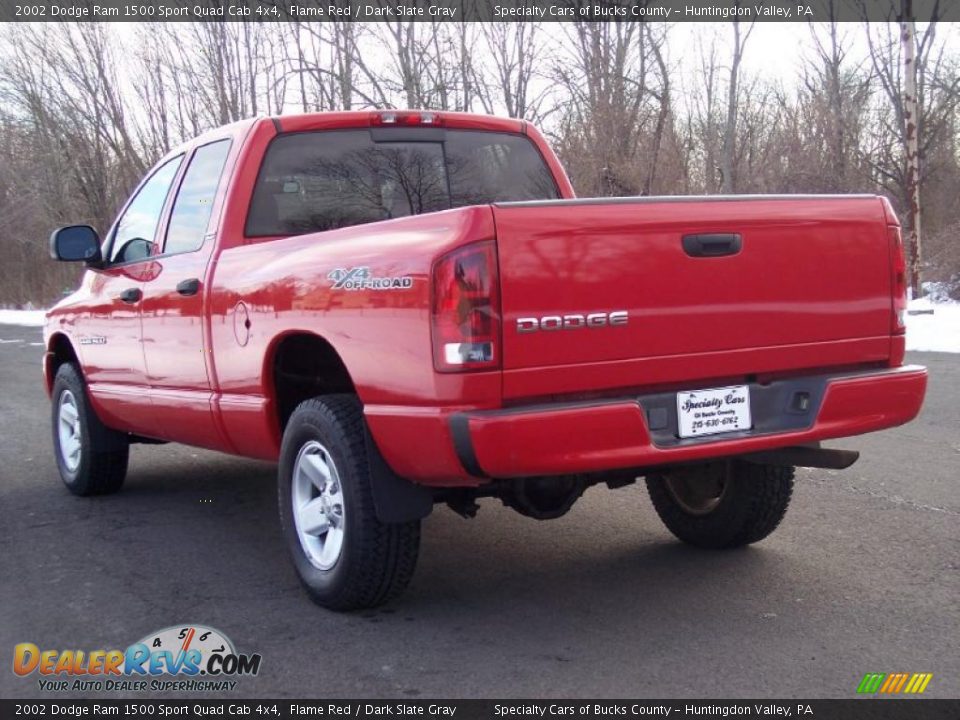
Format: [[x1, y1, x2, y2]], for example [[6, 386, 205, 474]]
[[45, 111, 927, 610]]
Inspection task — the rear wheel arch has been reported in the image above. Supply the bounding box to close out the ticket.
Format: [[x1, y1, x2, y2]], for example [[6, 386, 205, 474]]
[[266, 331, 356, 435], [265, 331, 433, 525]]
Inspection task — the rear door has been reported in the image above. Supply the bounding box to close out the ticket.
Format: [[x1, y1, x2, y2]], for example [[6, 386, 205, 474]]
[[139, 139, 232, 449], [492, 196, 893, 399]]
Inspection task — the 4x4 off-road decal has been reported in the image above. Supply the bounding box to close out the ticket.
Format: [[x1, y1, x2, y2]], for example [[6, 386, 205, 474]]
[[328, 266, 413, 291]]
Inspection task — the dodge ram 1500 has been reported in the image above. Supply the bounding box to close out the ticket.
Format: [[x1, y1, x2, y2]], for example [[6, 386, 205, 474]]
[[45, 111, 928, 610]]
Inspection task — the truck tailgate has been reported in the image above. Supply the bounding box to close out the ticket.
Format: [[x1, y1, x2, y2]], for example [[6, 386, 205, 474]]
[[492, 196, 894, 399]]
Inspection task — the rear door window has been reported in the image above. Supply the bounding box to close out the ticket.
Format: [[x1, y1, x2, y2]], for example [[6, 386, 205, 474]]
[[164, 140, 231, 255]]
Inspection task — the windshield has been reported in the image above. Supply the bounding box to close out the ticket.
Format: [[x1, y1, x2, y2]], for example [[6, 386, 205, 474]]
[[246, 129, 559, 237]]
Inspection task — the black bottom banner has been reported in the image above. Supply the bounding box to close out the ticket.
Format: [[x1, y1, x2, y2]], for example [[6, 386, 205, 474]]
[[1, 700, 959, 720]]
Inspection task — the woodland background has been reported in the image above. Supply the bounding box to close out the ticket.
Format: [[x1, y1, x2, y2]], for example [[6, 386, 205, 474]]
[[0, 14, 958, 305]]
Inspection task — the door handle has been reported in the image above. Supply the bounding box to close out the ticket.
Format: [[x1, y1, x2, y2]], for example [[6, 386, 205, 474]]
[[176, 278, 201, 296], [119, 288, 142, 304], [682, 233, 742, 257]]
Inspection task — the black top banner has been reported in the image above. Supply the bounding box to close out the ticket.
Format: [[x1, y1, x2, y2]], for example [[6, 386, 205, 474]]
[[1, 0, 959, 23]]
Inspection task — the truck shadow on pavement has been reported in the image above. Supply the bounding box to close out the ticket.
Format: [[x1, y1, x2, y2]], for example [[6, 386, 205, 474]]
[[5, 447, 855, 697], [36, 447, 807, 619]]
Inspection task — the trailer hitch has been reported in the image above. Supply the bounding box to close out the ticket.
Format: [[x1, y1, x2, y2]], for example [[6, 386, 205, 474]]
[[741, 444, 859, 470]]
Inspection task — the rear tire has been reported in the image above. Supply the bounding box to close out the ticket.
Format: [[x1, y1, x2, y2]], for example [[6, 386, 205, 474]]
[[646, 461, 793, 549], [51, 363, 129, 496], [278, 395, 420, 611]]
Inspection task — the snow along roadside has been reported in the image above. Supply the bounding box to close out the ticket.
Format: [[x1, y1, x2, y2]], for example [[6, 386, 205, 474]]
[[1, 300, 958, 352]]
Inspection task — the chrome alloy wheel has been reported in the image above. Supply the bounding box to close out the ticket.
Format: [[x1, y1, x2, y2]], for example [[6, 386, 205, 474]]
[[664, 465, 728, 516], [57, 389, 82, 473], [292, 440, 346, 570]]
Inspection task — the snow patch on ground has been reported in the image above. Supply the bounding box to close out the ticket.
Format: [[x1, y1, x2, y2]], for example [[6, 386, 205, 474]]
[[0, 309, 46, 327], [906, 298, 960, 354]]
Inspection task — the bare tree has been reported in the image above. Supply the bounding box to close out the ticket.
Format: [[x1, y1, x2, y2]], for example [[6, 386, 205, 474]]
[[1, 19, 959, 306], [686, 29, 723, 192], [864, 2, 960, 295], [720, 14, 757, 192], [289, 21, 364, 110], [644, 24, 672, 195], [900, 7, 922, 295], [478, 23, 552, 121], [552, 20, 670, 196]]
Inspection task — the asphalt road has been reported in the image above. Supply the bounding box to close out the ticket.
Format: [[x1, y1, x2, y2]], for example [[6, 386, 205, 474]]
[[1, 322, 957, 700]]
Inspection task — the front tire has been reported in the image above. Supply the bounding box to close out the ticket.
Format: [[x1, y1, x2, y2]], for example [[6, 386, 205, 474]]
[[278, 395, 420, 611], [646, 461, 793, 549], [51, 363, 129, 496]]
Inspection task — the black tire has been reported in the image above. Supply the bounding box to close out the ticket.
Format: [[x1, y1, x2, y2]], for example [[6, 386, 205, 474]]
[[278, 394, 420, 611], [51, 363, 129, 496], [646, 461, 793, 549]]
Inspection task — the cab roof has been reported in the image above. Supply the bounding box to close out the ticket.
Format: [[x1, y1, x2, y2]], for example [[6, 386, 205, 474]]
[[271, 110, 526, 135]]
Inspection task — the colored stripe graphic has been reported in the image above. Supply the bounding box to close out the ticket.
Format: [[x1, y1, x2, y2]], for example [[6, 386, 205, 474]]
[[904, 673, 933, 694], [857, 673, 886, 693], [879, 674, 896, 693], [858, 672, 932, 694]]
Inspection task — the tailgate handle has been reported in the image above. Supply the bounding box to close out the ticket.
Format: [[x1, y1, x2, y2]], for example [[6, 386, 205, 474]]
[[682, 233, 742, 257]]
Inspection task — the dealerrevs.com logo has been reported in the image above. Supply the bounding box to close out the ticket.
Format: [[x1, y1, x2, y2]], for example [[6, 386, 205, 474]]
[[13, 624, 261, 693]]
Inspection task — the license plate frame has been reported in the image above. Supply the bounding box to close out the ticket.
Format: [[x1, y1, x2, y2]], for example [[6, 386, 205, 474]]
[[676, 384, 752, 439]]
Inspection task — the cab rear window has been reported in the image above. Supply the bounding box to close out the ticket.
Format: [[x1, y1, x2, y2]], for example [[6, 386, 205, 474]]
[[245, 129, 559, 237]]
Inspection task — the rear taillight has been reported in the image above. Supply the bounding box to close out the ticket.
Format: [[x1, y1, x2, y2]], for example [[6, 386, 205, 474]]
[[431, 241, 500, 372], [889, 225, 907, 334]]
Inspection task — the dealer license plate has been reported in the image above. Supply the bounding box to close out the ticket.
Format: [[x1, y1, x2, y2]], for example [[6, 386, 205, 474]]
[[676, 385, 752, 438]]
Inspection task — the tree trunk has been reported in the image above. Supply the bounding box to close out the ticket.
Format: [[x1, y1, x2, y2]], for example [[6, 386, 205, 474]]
[[720, 20, 742, 194], [901, 6, 923, 297]]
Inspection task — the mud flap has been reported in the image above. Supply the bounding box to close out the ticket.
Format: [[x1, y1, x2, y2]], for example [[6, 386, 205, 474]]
[[364, 427, 434, 523]]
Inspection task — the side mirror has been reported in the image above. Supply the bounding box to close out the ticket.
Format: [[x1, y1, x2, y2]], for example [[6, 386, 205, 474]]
[[50, 225, 102, 263]]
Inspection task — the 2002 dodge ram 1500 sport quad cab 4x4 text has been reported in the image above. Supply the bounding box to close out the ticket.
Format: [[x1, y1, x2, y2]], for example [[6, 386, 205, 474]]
[[44, 111, 927, 610]]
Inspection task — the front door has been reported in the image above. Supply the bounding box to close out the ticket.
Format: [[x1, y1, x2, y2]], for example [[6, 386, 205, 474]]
[[81, 155, 183, 437]]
